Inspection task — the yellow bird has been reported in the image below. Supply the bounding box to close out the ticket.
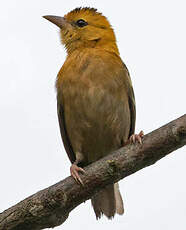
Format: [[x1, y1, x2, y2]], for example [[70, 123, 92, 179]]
[[43, 7, 143, 219]]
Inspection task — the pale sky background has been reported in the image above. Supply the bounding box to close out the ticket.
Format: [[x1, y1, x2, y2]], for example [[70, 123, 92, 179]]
[[0, 0, 185, 229]]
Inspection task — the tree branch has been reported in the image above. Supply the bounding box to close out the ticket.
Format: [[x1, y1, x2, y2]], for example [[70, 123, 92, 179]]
[[0, 114, 186, 230]]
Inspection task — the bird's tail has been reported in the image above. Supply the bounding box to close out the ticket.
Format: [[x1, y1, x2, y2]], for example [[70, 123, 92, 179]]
[[91, 183, 124, 219]]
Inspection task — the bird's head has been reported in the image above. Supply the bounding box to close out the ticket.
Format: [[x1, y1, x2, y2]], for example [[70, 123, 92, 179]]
[[43, 7, 119, 55]]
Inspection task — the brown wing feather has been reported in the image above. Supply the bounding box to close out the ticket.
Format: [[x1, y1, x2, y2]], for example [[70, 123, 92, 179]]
[[122, 62, 136, 137], [128, 86, 136, 137], [57, 102, 76, 164]]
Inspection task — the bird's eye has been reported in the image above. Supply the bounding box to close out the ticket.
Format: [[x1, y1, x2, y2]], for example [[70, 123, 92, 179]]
[[76, 19, 88, 27]]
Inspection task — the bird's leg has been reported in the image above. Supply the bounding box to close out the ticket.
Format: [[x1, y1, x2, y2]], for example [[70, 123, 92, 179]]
[[70, 152, 85, 185], [129, 130, 144, 144], [70, 163, 85, 185], [124, 130, 144, 146]]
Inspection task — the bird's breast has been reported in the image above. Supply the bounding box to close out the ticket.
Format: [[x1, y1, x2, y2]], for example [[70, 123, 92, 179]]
[[57, 50, 131, 163]]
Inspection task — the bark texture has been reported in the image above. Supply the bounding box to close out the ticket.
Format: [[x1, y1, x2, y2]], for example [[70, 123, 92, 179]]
[[0, 114, 186, 230]]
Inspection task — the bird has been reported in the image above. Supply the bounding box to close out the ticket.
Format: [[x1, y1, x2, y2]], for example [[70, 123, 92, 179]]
[[43, 7, 143, 219]]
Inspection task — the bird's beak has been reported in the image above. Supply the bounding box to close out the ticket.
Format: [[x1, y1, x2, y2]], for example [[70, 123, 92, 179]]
[[43, 15, 67, 29]]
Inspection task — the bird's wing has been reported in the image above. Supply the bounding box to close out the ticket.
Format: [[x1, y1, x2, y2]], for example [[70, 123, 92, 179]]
[[128, 85, 136, 137], [57, 102, 76, 164], [122, 62, 136, 137]]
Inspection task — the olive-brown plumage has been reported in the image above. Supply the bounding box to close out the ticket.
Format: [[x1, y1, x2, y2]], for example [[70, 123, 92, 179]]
[[44, 7, 136, 219]]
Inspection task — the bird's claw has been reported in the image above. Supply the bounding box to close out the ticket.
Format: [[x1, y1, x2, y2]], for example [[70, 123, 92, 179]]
[[70, 164, 85, 185], [129, 130, 144, 144]]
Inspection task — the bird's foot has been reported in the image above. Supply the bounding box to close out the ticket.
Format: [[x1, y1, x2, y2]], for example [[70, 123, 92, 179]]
[[70, 164, 85, 185], [129, 130, 144, 144]]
